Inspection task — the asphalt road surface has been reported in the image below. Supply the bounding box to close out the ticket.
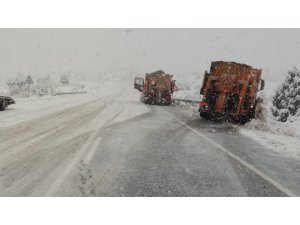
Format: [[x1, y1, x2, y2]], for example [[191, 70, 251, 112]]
[[0, 92, 299, 197]]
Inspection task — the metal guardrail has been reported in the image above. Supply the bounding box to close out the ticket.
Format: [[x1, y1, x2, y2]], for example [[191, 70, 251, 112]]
[[52, 91, 87, 96], [172, 98, 200, 106]]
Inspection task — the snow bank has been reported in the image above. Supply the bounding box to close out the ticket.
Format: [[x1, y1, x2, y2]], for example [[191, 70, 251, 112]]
[[240, 129, 300, 157], [55, 85, 79, 93], [242, 80, 300, 157], [245, 117, 300, 139], [244, 80, 300, 138], [242, 116, 300, 157]]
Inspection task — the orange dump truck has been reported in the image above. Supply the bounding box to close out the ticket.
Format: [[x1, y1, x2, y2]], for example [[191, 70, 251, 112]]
[[134, 70, 177, 105], [199, 61, 265, 124]]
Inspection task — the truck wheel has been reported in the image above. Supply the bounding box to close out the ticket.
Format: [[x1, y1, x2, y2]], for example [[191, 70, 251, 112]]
[[162, 99, 171, 106], [200, 112, 210, 120], [239, 115, 249, 125]]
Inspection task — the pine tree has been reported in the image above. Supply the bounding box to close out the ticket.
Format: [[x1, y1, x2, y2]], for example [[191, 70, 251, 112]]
[[271, 68, 300, 122], [60, 74, 70, 85], [26, 75, 34, 85]]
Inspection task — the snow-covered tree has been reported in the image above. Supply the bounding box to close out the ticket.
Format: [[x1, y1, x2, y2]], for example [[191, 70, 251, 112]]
[[36, 75, 57, 96], [271, 68, 300, 122], [26, 75, 34, 85], [60, 74, 69, 85], [60, 71, 71, 86], [6, 81, 21, 96], [25, 75, 34, 96]]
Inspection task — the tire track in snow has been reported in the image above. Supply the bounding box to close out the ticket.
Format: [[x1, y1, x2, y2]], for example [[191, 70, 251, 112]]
[[44, 94, 126, 196]]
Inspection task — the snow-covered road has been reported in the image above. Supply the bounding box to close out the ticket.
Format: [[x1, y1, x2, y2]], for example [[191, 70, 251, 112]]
[[0, 87, 299, 196]]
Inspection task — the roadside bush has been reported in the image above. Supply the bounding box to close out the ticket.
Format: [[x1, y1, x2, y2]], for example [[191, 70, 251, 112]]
[[271, 68, 300, 122]]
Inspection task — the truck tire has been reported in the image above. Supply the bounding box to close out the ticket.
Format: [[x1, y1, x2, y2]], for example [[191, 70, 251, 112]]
[[239, 115, 250, 125], [162, 98, 171, 106], [200, 111, 211, 120]]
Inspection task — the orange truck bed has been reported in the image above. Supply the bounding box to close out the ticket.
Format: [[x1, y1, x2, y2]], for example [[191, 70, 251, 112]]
[[199, 61, 265, 124]]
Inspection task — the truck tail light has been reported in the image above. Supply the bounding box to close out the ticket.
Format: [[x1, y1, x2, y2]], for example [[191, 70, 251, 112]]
[[240, 108, 248, 114], [200, 101, 209, 108]]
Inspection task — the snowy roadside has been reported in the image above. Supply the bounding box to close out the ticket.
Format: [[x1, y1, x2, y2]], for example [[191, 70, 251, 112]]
[[0, 94, 97, 127], [240, 126, 300, 158], [0, 81, 128, 127], [240, 80, 300, 158], [174, 101, 300, 158]]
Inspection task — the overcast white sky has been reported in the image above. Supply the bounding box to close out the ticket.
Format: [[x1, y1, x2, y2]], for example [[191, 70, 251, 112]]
[[0, 29, 300, 82]]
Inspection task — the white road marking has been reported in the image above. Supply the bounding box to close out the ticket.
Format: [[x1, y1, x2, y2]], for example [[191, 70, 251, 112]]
[[83, 137, 102, 164], [159, 107, 297, 197]]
